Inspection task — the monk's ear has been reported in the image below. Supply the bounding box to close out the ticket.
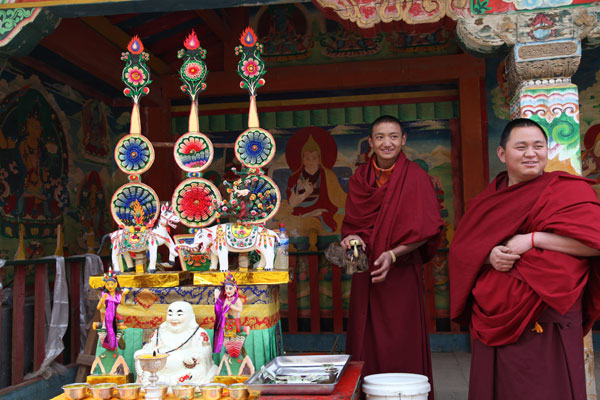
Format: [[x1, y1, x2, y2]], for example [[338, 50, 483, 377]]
[[367, 136, 374, 149], [497, 146, 506, 164]]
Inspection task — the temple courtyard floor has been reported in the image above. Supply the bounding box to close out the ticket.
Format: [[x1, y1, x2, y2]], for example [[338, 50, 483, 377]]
[[431, 352, 600, 400]]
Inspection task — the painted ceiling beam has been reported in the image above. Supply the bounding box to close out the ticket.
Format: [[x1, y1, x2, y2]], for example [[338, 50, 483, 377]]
[[0, 0, 297, 18], [162, 53, 486, 100], [81, 15, 170, 75], [17, 55, 115, 105], [195, 9, 229, 43], [39, 17, 163, 105]]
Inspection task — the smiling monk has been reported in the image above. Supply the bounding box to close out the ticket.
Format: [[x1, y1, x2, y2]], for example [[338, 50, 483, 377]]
[[450, 118, 600, 400], [341, 115, 442, 396]]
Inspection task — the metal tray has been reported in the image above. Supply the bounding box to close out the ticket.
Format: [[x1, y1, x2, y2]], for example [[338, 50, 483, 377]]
[[246, 354, 351, 395]]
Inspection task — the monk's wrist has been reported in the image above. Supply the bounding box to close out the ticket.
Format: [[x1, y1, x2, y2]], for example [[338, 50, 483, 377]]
[[388, 250, 396, 263]]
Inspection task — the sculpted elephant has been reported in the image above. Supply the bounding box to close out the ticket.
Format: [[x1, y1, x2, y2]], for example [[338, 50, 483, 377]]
[[178, 223, 279, 271], [108, 203, 180, 273]]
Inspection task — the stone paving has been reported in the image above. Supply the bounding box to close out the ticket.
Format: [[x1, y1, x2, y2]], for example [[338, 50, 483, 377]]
[[431, 352, 600, 400]]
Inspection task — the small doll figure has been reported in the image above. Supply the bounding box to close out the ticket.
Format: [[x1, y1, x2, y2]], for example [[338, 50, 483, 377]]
[[213, 273, 254, 376], [93, 269, 129, 351]]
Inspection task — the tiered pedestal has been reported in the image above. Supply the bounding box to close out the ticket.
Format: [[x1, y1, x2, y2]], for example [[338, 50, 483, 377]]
[[88, 271, 289, 381]]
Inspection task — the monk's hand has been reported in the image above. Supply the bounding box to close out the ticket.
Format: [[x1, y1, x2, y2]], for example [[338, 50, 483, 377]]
[[341, 234, 366, 251], [371, 252, 393, 283], [505, 234, 533, 255], [488, 245, 520, 272]]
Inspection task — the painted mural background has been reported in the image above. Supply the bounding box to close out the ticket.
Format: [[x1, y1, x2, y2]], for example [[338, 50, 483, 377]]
[[0, 60, 125, 261]]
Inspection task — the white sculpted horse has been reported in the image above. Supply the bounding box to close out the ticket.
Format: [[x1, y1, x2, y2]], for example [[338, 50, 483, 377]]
[[178, 223, 279, 271], [109, 203, 180, 273]]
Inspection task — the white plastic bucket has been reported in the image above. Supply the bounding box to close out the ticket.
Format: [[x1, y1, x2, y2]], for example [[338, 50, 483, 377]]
[[362, 373, 431, 400]]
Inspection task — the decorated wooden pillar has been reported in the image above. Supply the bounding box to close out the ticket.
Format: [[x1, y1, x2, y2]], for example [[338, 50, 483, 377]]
[[506, 39, 582, 174], [505, 39, 597, 398], [456, 4, 600, 398]]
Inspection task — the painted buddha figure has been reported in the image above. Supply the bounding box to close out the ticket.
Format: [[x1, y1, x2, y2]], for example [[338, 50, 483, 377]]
[[134, 301, 218, 386]]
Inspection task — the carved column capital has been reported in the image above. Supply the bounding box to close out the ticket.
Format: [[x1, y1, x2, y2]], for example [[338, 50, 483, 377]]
[[456, 4, 600, 55], [504, 39, 581, 97]]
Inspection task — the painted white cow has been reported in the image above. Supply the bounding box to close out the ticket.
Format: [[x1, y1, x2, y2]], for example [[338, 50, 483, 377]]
[[109, 203, 180, 273], [178, 223, 279, 271]]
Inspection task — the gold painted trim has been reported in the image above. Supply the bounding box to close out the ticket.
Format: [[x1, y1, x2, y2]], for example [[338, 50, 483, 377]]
[[193, 271, 290, 286], [89, 271, 192, 289]]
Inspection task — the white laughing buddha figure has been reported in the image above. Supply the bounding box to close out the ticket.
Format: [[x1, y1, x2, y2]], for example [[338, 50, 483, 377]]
[[134, 301, 218, 387]]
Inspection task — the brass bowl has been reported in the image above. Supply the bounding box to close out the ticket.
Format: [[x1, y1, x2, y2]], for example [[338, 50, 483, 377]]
[[62, 383, 90, 400], [90, 383, 116, 399], [117, 383, 142, 399], [156, 384, 169, 397], [172, 383, 196, 399], [201, 383, 226, 400], [228, 383, 249, 400]]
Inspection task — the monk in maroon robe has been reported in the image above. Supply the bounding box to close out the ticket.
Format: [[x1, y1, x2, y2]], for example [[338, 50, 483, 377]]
[[341, 116, 442, 397], [449, 118, 600, 400]]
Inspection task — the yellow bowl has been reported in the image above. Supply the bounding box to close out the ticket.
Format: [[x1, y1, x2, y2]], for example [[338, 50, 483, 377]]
[[117, 383, 142, 399], [228, 383, 249, 400], [91, 383, 116, 400], [201, 383, 226, 400], [62, 383, 90, 400], [172, 383, 196, 399]]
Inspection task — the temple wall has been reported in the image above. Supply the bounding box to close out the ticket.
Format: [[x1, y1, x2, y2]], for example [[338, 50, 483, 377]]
[[0, 60, 126, 260]]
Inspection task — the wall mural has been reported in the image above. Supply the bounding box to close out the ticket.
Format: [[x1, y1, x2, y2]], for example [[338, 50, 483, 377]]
[[0, 61, 120, 260], [173, 86, 458, 327]]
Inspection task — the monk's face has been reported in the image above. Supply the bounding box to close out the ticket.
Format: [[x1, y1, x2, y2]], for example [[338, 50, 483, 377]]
[[497, 125, 548, 186], [368, 121, 406, 169]]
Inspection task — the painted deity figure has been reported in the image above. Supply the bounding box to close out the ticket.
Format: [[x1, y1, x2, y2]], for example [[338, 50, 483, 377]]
[[214, 274, 254, 376], [134, 301, 217, 386], [286, 127, 346, 233]]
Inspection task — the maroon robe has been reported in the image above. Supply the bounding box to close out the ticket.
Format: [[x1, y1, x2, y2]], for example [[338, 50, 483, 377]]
[[342, 153, 442, 394], [449, 171, 600, 400]]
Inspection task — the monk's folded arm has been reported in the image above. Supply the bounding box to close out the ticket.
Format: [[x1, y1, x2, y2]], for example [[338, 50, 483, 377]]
[[390, 239, 427, 258], [534, 231, 600, 257]]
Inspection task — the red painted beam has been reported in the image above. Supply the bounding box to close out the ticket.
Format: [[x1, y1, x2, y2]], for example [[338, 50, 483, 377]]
[[287, 255, 298, 333], [308, 255, 320, 334], [40, 18, 163, 106], [331, 265, 343, 333], [70, 262, 82, 363], [163, 53, 486, 99], [12, 267, 26, 385], [129, 11, 198, 40], [33, 264, 47, 371]]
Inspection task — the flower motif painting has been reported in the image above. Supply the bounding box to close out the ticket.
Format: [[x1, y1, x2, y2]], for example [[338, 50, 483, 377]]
[[235, 128, 275, 168], [115, 134, 154, 174], [172, 179, 221, 227], [173, 132, 214, 172]]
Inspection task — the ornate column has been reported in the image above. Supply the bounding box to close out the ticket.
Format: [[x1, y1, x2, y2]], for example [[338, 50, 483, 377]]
[[506, 39, 581, 173], [456, 4, 600, 399]]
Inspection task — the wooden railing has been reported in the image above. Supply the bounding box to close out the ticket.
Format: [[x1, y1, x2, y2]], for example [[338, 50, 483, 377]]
[[0, 255, 109, 387], [282, 251, 456, 335]]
